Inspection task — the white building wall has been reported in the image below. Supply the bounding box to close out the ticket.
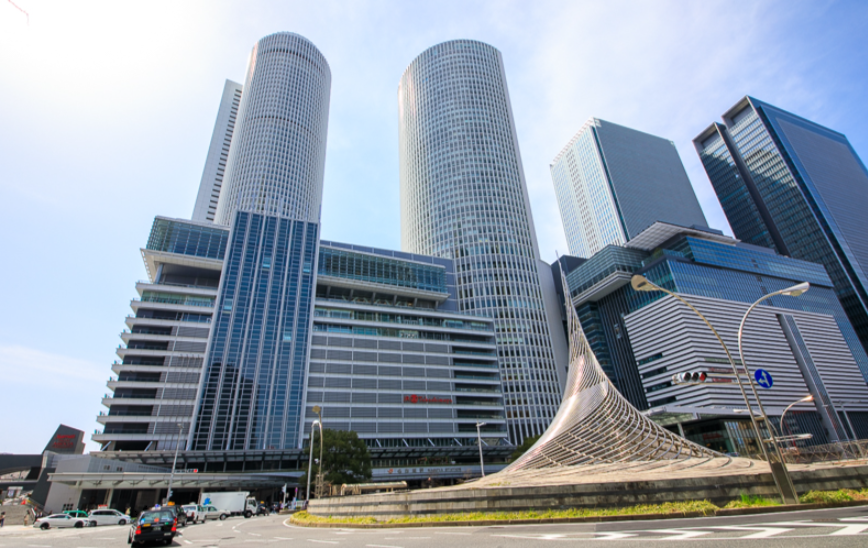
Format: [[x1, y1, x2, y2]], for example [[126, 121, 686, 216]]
[[624, 294, 868, 419]]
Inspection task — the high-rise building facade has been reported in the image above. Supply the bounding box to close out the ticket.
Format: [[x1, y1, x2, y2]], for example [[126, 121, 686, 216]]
[[306, 242, 508, 451], [551, 118, 708, 258], [213, 32, 331, 225], [398, 39, 567, 444], [558, 222, 868, 450], [192, 80, 243, 223], [94, 217, 227, 451], [694, 97, 868, 361], [191, 211, 319, 451]]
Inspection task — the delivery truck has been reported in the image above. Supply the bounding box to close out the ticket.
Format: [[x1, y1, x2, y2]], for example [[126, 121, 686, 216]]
[[199, 492, 262, 517]]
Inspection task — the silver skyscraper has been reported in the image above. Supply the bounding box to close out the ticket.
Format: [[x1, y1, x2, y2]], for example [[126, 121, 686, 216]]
[[551, 119, 708, 258], [398, 39, 567, 444], [214, 32, 331, 225], [192, 79, 243, 223]]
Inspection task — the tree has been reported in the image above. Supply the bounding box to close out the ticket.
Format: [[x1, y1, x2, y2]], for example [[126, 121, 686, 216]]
[[299, 428, 372, 489], [509, 435, 541, 462]]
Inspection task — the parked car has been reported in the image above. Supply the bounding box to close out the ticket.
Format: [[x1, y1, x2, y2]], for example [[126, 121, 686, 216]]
[[63, 509, 90, 519], [34, 513, 93, 529], [88, 508, 131, 526], [128, 509, 177, 546], [198, 504, 229, 521], [182, 504, 200, 523]]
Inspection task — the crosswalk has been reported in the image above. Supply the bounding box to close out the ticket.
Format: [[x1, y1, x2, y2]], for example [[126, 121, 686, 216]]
[[492, 516, 868, 541]]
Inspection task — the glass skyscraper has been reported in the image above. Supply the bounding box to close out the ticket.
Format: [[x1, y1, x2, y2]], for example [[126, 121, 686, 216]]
[[214, 32, 331, 226], [398, 39, 566, 444], [551, 118, 708, 258], [694, 96, 868, 356], [191, 211, 318, 450]]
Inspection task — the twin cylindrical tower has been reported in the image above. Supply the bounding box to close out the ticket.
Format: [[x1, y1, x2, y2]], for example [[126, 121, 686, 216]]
[[212, 32, 565, 445], [214, 32, 331, 226]]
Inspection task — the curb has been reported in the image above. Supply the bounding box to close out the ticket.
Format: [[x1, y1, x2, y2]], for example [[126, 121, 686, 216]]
[[290, 500, 868, 528]]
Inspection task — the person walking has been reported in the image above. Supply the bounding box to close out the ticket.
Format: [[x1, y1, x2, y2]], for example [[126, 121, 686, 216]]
[[1, 511, 6, 527]]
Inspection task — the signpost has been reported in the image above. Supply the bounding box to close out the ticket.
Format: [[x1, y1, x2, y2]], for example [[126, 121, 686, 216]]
[[754, 368, 774, 389]]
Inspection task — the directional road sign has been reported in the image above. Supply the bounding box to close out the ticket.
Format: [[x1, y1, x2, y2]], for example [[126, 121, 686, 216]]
[[754, 368, 774, 389]]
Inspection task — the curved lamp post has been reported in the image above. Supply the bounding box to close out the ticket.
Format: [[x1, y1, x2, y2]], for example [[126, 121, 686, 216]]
[[314, 406, 324, 498], [165, 422, 184, 505], [780, 394, 813, 449], [737, 282, 809, 502], [475, 422, 487, 477], [630, 275, 786, 502], [306, 419, 322, 502]]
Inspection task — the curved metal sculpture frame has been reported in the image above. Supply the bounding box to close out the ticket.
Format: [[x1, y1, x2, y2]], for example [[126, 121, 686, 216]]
[[504, 274, 720, 472]]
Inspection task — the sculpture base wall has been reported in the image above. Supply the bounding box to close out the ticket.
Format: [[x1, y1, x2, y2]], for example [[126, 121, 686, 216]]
[[308, 462, 868, 519]]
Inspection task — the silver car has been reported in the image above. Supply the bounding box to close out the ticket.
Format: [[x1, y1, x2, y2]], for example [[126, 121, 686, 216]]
[[34, 513, 93, 529], [88, 509, 130, 526]]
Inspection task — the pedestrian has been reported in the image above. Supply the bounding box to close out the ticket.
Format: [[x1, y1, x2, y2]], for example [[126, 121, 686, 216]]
[[1, 511, 5, 527]]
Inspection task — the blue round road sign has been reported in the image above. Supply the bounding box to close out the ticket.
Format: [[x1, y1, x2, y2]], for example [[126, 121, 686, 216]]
[[755, 368, 773, 389]]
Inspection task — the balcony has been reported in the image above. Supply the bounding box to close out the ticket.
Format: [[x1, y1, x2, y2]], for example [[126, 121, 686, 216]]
[[454, 373, 500, 381]]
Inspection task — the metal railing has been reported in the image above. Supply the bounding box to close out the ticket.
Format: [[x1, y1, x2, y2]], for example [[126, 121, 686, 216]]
[[780, 439, 868, 464]]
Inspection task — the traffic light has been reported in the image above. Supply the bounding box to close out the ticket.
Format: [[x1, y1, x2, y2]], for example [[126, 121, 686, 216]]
[[672, 371, 708, 384]]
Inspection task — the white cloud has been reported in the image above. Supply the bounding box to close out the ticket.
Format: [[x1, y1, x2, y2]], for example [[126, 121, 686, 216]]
[[0, 345, 105, 388]]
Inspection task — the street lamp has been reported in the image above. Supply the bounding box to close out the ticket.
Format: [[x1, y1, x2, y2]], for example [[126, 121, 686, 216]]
[[165, 423, 184, 505], [630, 274, 791, 503], [312, 405, 325, 498], [306, 419, 322, 502], [780, 395, 814, 449], [475, 422, 487, 477], [737, 282, 809, 502]]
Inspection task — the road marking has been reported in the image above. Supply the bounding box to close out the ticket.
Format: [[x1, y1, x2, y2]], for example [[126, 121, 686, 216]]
[[249, 532, 262, 536], [649, 529, 710, 540], [308, 541, 339, 545], [594, 532, 638, 540], [830, 523, 868, 536], [711, 526, 794, 538], [274, 538, 293, 540], [184, 541, 193, 545]]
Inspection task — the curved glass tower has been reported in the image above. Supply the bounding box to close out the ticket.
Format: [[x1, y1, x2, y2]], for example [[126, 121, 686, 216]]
[[214, 32, 331, 225], [398, 39, 564, 444]]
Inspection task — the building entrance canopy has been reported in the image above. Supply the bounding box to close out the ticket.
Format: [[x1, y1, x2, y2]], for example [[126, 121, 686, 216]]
[[48, 472, 293, 490]]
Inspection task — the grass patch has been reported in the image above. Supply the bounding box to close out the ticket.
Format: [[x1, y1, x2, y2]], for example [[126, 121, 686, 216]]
[[800, 488, 868, 504], [723, 494, 781, 509], [292, 491, 868, 527], [291, 501, 718, 525]]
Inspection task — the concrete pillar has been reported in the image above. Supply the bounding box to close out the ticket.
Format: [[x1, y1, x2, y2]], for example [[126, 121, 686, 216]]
[[105, 488, 115, 507]]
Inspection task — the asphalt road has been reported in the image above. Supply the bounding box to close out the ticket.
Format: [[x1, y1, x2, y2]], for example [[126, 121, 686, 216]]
[[0, 505, 866, 548]]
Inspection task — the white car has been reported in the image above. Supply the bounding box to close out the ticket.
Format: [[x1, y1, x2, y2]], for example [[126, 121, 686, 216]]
[[88, 509, 130, 526], [34, 513, 93, 529], [182, 504, 200, 523]]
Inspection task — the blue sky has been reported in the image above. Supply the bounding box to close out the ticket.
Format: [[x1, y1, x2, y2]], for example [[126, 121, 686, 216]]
[[1, 0, 866, 453]]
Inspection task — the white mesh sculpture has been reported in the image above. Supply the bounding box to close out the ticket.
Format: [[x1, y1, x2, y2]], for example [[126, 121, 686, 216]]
[[505, 275, 720, 472]]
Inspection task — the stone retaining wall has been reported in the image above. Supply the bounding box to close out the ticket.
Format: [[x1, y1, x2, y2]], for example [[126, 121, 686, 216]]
[[309, 465, 868, 518]]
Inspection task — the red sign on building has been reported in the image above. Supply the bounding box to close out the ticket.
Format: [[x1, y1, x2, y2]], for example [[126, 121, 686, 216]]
[[404, 395, 452, 404]]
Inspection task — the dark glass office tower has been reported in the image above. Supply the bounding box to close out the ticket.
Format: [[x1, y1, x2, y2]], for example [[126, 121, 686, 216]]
[[191, 211, 318, 450], [695, 97, 868, 361]]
